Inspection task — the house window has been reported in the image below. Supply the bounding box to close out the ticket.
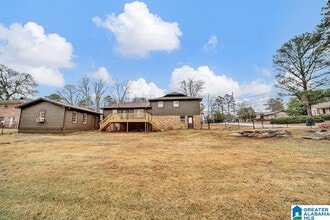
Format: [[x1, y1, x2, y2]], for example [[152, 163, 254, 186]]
[[39, 109, 46, 119], [72, 111, 78, 124], [134, 109, 144, 118], [0, 117, 4, 126], [173, 101, 179, 107], [113, 109, 117, 114], [158, 101, 164, 108], [180, 115, 185, 123], [3, 104, 8, 109], [83, 113, 87, 125]]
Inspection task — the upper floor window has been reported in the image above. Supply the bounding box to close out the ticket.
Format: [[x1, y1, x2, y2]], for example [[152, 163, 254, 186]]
[[72, 111, 78, 124], [158, 101, 164, 108], [173, 101, 179, 108], [83, 113, 87, 125], [3, 104, 8, 109]]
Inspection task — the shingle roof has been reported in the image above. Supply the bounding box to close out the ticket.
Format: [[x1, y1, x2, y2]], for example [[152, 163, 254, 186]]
[[0, 100, 27, 104], [312, 101, 330, 109], [102, 102, 151, 109], [148, 92, 202, 101], [17, 97, 101, 115]]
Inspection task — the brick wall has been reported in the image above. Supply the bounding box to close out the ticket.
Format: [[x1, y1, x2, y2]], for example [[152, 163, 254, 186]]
[[0, 101, 23, 128], [151, 115, 201, 131]]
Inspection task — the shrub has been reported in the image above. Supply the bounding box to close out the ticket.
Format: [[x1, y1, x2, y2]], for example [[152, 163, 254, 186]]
[[270, 115, 325, 124], [319, 114, 330, 121]]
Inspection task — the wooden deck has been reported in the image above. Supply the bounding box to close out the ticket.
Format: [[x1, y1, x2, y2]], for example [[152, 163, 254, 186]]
[[99, 113, 162, 131]]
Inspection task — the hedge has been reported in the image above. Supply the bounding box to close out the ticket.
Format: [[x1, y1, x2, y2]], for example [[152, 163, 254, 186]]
[[270, 115, 329, 124]]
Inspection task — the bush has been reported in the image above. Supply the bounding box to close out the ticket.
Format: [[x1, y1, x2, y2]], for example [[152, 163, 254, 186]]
[[319, 114, 330, 121], [270, 115, 325, 124]]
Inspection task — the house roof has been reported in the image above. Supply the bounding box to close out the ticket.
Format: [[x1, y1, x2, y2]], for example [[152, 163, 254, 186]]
[[148, 92, 202, 101], [312, 101, 330, 109], [17, 97, 101, 115], [256, 110, 287, 116], [0, 100, 27, 104], [102, 102, 151, 109]]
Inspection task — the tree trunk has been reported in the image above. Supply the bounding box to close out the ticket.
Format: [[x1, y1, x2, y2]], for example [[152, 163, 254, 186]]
[[305, 95, 312, 116]]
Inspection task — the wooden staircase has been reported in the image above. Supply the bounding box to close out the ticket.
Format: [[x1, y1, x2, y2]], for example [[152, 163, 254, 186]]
[[99, 113, 164, 131]]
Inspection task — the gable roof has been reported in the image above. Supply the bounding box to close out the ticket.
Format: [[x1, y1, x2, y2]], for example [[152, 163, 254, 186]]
[[262, 110, 287, 116], [102, 102, 151, 109], [17, 97, 101, 115], [148, 92, 202, 101]]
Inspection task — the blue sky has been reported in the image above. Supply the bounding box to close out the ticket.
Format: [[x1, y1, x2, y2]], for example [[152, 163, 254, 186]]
[[0, 0, 326, 110]]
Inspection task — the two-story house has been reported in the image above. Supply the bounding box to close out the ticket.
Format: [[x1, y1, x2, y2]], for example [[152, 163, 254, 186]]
[[100, 92, 202, 132]]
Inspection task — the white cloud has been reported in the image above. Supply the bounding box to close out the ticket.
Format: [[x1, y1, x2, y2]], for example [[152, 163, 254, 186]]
[[0, 22, 74, 86], [93, 1, 182, 57], [203, 35, 218, 52], [88, 66, 114, 84], [254, 66, 272, 78], [169, 65, 273, 98], [128, 78, 165, 99], [240, 80, 273, 95]]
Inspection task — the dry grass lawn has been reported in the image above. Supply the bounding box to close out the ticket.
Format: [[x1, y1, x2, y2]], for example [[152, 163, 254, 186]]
[[0, 129, 329, 219]]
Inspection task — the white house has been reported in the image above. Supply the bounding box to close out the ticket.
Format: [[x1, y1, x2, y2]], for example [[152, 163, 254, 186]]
[[311, 102, 330, 116]]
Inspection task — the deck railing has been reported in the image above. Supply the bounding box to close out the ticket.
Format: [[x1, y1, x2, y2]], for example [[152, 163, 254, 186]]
[[99, 113, 162, 131]]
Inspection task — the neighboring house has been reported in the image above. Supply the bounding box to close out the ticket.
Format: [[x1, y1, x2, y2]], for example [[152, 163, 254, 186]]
[[0, 100, 25, 128], [311, 101, 330, 115], [17, 98, 101, 134], [256, 110, 288, 120], [100, 92, 202, 132]]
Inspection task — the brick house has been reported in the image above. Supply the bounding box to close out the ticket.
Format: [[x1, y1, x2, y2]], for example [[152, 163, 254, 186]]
[[0, 100, 25, 128], [100, 92, 202, 132]]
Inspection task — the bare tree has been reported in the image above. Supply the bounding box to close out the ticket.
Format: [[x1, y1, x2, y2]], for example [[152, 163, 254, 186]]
[[132, 97, 147, 103], [78, 76, 92, 108], [93, 79, 107, 112], [56, 85, 80, 106], [112, 80, 131, 102], [0, 64, 37, 100], [179, 78, 205, 97], [205, 94, 214, 121]]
